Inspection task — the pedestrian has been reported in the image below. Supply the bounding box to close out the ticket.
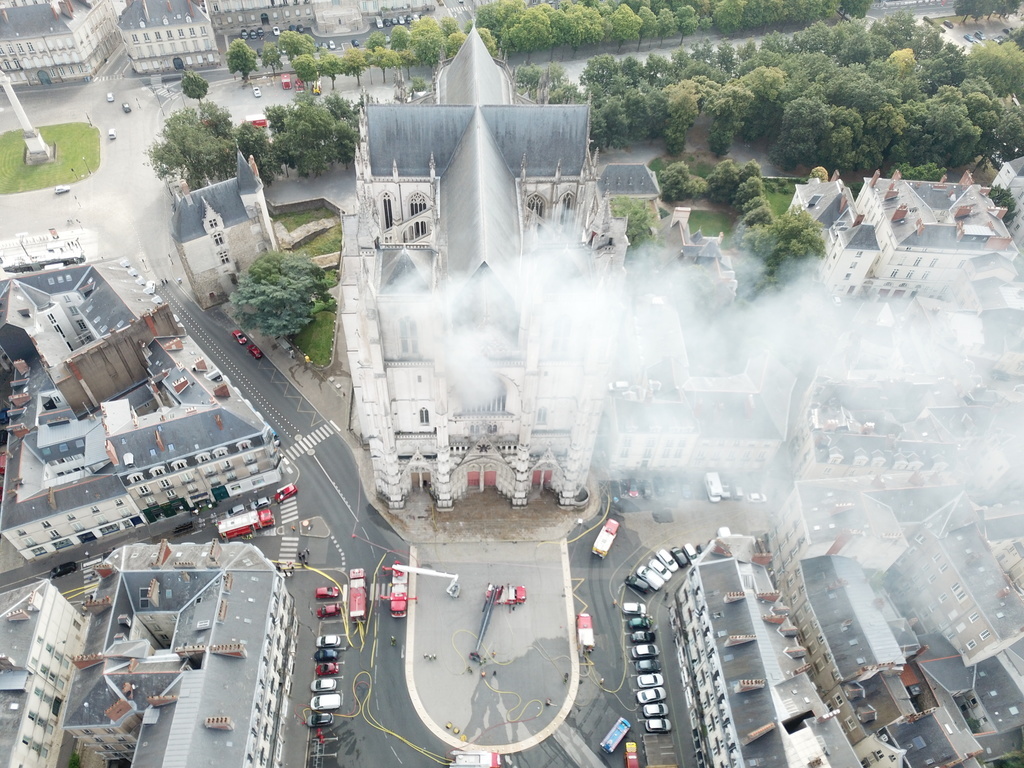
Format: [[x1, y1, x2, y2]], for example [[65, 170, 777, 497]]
[[177, 277, 182, 285], [390, 636, 396, 646], [545, 698, 552, 706], [492, 669, 497, 677]]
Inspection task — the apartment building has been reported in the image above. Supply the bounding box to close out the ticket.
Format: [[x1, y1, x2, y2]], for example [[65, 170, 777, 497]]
[[0, 580, 87, 768], [117, 0, 219, 74], [884, 523, 1024, 665], [993, 157, 1024, 252], [0, 0, 120, 85], [205, 0, 359, 36], [61, 540, 294, 767], [799, 171, 1019, 302], [676, 539, 861, 768]]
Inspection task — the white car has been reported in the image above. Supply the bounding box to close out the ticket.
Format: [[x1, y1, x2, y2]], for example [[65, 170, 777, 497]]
[[310, 693, 342, 711], [636, 565, 664, 591], [107, 128, 117, 140], [252, 86, 262, 98], [106, 92, 114, 102], [272, 25, 280, 35], [656, 549, 679, 572], [636, 687, 667, 704], [54, 185, 72, 194], [643, 703, 669, 718], [622, 602, 646, 616], [315, 635, 342, 648], [747, 492, 767, 503], [327, 39, 336, 49], [310, 678, 337, 693], [637, 673, 663, 688], [648, 558, 672, 581]]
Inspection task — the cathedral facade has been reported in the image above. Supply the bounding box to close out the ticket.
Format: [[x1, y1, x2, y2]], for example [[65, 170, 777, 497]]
[[340, 30, 628, 511]]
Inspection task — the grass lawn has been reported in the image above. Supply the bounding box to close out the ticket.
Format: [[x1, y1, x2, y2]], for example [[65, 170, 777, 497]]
[[689, 209, 737, 247], [292, 311, 335, 366], [297, 224, 343, 257], [0, 123, 99, 194], [273, 207, 337, 232], [649, 154, 717, 179]]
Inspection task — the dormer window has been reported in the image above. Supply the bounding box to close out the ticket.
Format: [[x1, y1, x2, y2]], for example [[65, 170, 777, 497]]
[[236, 440, 252, 451], [196, 453, 212, 463], [213, 447, 229, 458], [150, 466, 166, 477], [127, 473, 144, 484], [172, 460, 188, 471]]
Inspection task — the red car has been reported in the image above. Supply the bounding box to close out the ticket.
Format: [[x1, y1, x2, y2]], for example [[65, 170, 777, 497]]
[[315, 586, 340, 600], [248, 344, 263, 359], [274, 483, 297, 503], [317, 603, 341, 618], [231, 330, 248, 344], [315, 662, 339, 676]]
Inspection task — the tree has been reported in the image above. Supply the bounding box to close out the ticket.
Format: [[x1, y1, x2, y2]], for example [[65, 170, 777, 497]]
[[390, 25, 411, 51], [706, 159, 742, 204], [261, 43, 282, 75], [181, 70, 209, 102], [369, 47, 403, 82], [410, 17, 446, 67], [714, 0, 748, 34], [809, 166, 828, 181], [892, 161, 946, 181], [516, 63, 543, 97], [656, 9, 678, 42], [477, 26, 501, 57], [609, 4, 643, 52], [733, 175, 765, 209], [675, 6, 699, 41], [227, 39, 259, 81], [659, 161, 708, 201], [968, 41, 1024, 97], [637, 6, 659, 50], [339, 47, 369, 86], [705, 82, 754, 155], [770, 95, 831, 169], [475, 0, 527, 45], [278, 30, 317, 60], [292, 53, 320, 86], [504, 6, 554, 60], [561, 2, 606, 53], [231, 252, 333, 338], [610, 197, 658, 250], [318, 53, 344, 89], [269, 100, 358, 178], [446, 30, 468, 58], [147, 102, 238, 189], [839, 0, 873, 17], [235, 122, 278, 185], [990, 185, 1018, 223], [743, 209, 826, 287], [663, 80, 701, 154]]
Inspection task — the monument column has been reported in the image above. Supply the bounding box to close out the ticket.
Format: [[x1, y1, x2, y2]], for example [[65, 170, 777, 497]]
[[0, 71, 54, 164]]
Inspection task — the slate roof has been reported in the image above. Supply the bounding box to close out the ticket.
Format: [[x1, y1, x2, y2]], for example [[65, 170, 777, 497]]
[[118, 0, 209, 31], [883, 708, 981, 768], [0, 0, 90, 40], [437, 30, 512, 105], [598, 164, 660, 198], [365, 105, 475, 177], [170, 153, 258, 243]]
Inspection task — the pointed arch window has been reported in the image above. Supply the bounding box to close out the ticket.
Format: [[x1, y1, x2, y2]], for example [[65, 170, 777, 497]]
[[399, 317, 418, 355], [527, 194, 545, 221], [559, 193, 575, 224], [419, 408, 430, 425], [410, 193, 428, 217], [382, 193, 395, 229]]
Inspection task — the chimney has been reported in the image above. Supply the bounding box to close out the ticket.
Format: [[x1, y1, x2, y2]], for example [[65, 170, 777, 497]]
[[205, 716, 234, 730], [830, 169, 840, 182], [891, 204, 908, 221], [892, 169, 902, 181], [154, 428, 165, 452], [71, 653, 106, 670], [916, 218, 924, 236], [179, 179, 190, 196], [104, 699, 134, 722], [839, 195, 848, 212], [214, 413, 223, 430], [954, 205, 973, 219], [870, 170, 880, 187], [959, 170, 973, 186], [853, 213, 864, 226]]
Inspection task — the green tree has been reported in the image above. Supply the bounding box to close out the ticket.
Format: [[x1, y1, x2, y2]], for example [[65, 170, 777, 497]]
[[734, 175, 765, 209], [675, 6, 699, 41], [637, 6, 659, 50], [705, 82, 754, 155], [609, 4, 643, 52], [659, 161, 709, 201], [148, 102, 238, 189], [181, 70, 209, 102], [446, 30, 469, 58], [714, 0, 748, 34], [968, 41, 1024, 97], [226, 39, 259, 81], [278, 30, 317, 60], [743, 209, 826, 287], [440, 16, 461, 36], [390, 25, 411, 51], [269, 100, 358, 178], [656, 9, 678, 42], [475, 0, 527, 45], [990, 186, 1018, 224], [839, 0, 873, 17], [892, 161, 947, 181], [705, 159, 742, 204], [610, 197, 658, 250], [742, 200, 775, 227], [366, 31, 387, 50], [770, 95, 831, 169], [261, 43, 283, 75], [809, 166, 828, 181], [477, 26, 501, 57], [235, 121, 278, 185], [292, 53, 320, 85], [410, 17, 446, 67], [231, 252, 333, 338], [663, 80, 701, 154], [561, 2, 606, 53], [369, 47, 403, 82], [504, 6, 554, 60], [318, 53, 344, 89], [516, 63, 543, 97], [339, 47, 369, 86]]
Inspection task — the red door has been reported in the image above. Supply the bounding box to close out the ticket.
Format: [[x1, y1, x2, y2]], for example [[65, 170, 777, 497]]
[[467, 471, 479, 488], [532, 470, 542, 485], [484, 471, 497, 487]]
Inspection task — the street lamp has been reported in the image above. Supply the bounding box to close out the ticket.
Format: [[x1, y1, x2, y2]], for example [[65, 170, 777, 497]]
[[82, 156, 91, 175]]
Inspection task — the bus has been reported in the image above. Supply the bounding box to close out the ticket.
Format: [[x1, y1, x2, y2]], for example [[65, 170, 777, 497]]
[[600, 717, 631, 754], [704, 472, 723, 503]]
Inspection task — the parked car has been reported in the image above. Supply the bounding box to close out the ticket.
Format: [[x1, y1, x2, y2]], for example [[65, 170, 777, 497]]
[[351, 38, 360, 47], [635, 565, 664, 591], [275, 483, 298, 502], [670, 546, 690, 568], [630, 630, 655, 644], [295, 24, 304, 32], [315, 662, 339, 676], [655, 549, 679, 573], [624, 574, 651, 595], [121, 102, 132, 113], [50, 561, 77, 578], [252, 86, 262, 98], [630, 644, 659, 660], [230, 504, 246, 516], [646, 718, 672, 733], [626, 616, 653, 631], [328, 39, 336, 49], [974, 30, 985, 39], [231, 330, 248, 344], [641, 479, 654, 498], [239, 29, 248, 38], [272, 25, 281, 35], [310, 693, 342, 711], [317, 603, 341, 619], [254, 496, 271, 509], [306, 712, 333, 727], [635, 658, 662, 674], [636, 686, 666, 704], [622, 602, 646, 616], [313, 649, 339, 663], [311, 678, 337, 692], [315, 586, 340, 599], [643, 703, 669, 718], [315, 635, 342, 649], [108, 128, 117, 140], [55, 185, 72, 194], [248, 344, 263, 359], [256, 27, 265, 38], [627, 478, 640, 497], [637, 674, 664, 689], [964, 34, 976, 43], [943, 20, 954, 28]]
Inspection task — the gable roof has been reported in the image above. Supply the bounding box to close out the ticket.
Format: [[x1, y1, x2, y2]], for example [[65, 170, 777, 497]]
[[170, 153, 255, 243]]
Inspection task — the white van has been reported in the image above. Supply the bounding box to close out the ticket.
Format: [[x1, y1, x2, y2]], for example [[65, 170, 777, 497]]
[[375, 16, 384, 28], [108, 128, 117, 140]]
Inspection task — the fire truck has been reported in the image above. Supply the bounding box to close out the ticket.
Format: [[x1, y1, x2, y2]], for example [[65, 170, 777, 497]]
[[592, 518, 620, 558], [624, 741, 640, 768], [388, 562, 409, 618], [216, 508, 274, 540], [348, 568, 367, 622], [577, 613, 595, 653]]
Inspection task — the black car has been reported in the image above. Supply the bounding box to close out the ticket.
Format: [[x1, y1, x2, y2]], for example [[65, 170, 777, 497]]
[[635, 658, 662, 674], [625, 574, 651, 595], [630, 630, 655, 643], [256, 27, 265, 38], [943, 20, 954, 29], [306, 712, 333, 727], [313, 648, 339, 663], [239, 29, 248, 39], [296, 24, 304, 32], [121, 103, 132, 113], [670, 546, 690, 568], [50, 561, 77, 578]]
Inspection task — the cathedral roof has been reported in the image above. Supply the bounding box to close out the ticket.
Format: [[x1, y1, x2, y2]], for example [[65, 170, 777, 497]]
[[437, 30, 513, 105], [381, 248, 432, 293]]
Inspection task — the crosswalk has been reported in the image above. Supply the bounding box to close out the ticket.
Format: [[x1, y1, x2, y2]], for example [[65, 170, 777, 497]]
[[277, 498, 299, 527], [282, 424, 335, 460], [279, 535, 301, 563]]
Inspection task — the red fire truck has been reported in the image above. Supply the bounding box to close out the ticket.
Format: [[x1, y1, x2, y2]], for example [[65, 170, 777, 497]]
[[349, 568, 367, 622], [217, 508, 274, 540]]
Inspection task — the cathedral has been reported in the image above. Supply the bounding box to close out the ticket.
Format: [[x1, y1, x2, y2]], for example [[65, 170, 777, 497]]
[[339, 30, 629, 511]]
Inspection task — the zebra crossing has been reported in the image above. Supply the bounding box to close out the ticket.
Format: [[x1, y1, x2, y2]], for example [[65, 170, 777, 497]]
[[277, 498, 299, 527], [282, 424, 335, 460], [278, 535, 301, 563]]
